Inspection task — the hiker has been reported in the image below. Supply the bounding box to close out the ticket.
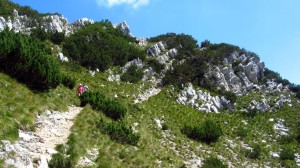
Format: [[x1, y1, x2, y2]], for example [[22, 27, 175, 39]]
[[77, 84, 84, 96], [83, 84, 89, 92]]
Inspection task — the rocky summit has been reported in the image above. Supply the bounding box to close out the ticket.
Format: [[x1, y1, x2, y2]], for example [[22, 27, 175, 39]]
[[1, 1, 300, 168]]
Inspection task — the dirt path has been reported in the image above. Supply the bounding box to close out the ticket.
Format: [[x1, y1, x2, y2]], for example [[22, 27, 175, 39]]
[[0, 105, 83, 168]]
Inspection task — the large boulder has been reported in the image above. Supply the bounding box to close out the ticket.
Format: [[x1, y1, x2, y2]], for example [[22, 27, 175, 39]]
[[245, 61, 260, 83], [147, 42, 166, 56], [177, 83, 231, 113], [123, 58, 143, 72], [41, 15, 68, 33], [156, 48, 177, 64], [0, 17, 6, 31], [71, 18, 94, 28], [113, 21, 132, 36]]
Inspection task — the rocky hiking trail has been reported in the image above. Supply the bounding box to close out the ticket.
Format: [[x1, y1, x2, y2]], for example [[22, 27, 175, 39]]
[[0, 105, 83, 168]]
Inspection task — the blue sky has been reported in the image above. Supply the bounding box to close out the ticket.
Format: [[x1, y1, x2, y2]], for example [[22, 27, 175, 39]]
[[12, 0, 300, 84]]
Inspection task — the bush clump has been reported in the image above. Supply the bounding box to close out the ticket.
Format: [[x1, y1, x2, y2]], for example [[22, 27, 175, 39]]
[[280, 146, 295, 160], [235, 127, 248, 138], [202, 157, 227, 168], [61, 74, 76, 89], [97, 119, 140, 145], [30, 27, 65, 45], [146, 58, 165, 74], [121, 64, 144, 83], [63, 21, 145, 71], [0, 29, 61, 90], [182, 120, 223, 143], [80, 91, 126, 120], [244, 144, 261, 159]]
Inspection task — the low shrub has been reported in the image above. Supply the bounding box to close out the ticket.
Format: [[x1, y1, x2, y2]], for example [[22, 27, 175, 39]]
[[200, 39, 211, 48], [202, 157, 227, 168], [0, 29, 61, 90], [61, 74, 76, 89], [219, 90, 237, 104], [121, 64, 144, 83], [281, 160, 297, 168], [244, 144, 261, 159], [97, 119, 140, 145], [280, 146, 295, 160], [80, 92, 126, 120], [279, 135, 296, 144], [235, 127, 248, 138], [182, 120, 223, 143], [146, 58, 165, 74]]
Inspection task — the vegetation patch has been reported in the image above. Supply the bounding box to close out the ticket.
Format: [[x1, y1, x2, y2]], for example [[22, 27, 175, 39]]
[[97, 118, 140, 145], [0, 29, 61, 90], [80, 91, 127, 120], [202, 157, 227, 168], [62, 21, 145, 71], [182, 120, 223, 143], [121, 64, 144, 83]]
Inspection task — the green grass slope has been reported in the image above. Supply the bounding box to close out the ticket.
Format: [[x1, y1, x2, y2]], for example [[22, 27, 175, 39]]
[[0, 72, 79, 141]]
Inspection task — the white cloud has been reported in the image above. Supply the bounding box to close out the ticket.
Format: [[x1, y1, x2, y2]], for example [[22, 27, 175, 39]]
[[96, 0, 150, 8]]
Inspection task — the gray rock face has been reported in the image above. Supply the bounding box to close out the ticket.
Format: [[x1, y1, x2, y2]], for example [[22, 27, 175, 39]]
[[156, 48, 178, 64], [57, 52, 68, 62], [0, 9, 70, 34], [177, 83, 231, 113], [136, 38, 147, 46], [248, 99, 270, 113], [41, 15, 68, 33], [273, 119, 289, 136], [113, 21, 132, 36], [0, 17, 6, 31], [205, 51, 265, 95], [245, 61, 260, 83], [71, 18, 94, 28], [147, 42, 166, 56], [123, 58, 143, 72]]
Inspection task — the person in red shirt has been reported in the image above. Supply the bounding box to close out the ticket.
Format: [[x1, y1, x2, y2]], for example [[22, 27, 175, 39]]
[[77, 84, 84, 96]]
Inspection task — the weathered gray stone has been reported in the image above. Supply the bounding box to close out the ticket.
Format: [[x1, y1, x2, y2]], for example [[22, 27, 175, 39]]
[[177, 83, 230, 113], [245, 61, 259, 83], [123, 58, 143, 72], [113, 21, 132, 36], [147, 42, 165, 56], [72, 18, 94, 28]]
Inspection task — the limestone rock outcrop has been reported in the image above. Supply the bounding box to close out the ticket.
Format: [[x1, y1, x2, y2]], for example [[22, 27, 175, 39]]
[[113, 21, 132, 36], [177, 83, 231, 113], [123, 58, 144, 72], [205, 50, 265, 95], [71, 18, 94, 28], [147, 42, 166, 57]]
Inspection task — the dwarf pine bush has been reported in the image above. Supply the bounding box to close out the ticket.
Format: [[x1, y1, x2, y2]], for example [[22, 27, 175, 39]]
[[97, 118, 140, 145], [121, 64, 144, 83], [202, 157, 227, 168], [0, 29, 61, 90], [80, 92, 126, 120], [280, 146, 295, 160], [61, 74, 76, 89], [182, 120, 223, 143]]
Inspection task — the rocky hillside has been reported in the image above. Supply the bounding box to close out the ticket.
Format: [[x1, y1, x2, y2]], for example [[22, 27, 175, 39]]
[[1, 1, 300, 168]]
